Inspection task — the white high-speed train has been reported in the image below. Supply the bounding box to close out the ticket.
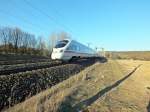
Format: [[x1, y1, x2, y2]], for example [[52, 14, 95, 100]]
[[51, 39, 98, 61]]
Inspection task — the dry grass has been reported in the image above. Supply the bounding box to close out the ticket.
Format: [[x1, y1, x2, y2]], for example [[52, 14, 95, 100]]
[[4, 59, 150, 112], [87, 60, 150, 112], [108, 51, 150, 61]]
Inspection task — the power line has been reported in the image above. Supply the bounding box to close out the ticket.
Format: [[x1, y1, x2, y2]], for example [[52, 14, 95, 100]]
[[42, 3, 79, 38], [0, 9, 44, 32], [38, 1, 80, 40], [22, 0, 74, 35], [9, 0, 53, 33], [10, 0, 43, 22]]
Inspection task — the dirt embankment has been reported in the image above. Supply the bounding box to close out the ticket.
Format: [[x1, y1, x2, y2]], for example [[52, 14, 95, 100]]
[[4, 60, 150, 112], [1, 58, 106, 111]]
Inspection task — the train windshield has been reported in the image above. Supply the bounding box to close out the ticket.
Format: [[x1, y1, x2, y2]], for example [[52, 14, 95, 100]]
[[55, 40, 69, 48]]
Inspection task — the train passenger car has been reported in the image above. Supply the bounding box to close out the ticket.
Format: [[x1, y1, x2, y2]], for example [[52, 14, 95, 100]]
[[51, 39, 97, 61]]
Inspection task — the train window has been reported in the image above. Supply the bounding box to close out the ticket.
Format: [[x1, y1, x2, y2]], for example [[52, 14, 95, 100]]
[[67, 44, 77, 51], [67, 44, 73, 50], [55, 40, 69, 48], [73, 45, 77, 51], [76, 46, 80, 51]]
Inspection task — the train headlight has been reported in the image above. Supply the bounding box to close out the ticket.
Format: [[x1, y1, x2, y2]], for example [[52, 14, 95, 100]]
[[60, 50, 63, 52]]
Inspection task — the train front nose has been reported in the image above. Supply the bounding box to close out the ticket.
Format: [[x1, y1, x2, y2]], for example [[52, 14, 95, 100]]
[[51, 48, 64, 60]]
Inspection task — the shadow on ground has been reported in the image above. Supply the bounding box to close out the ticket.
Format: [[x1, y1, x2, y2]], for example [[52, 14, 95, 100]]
[[59, 64, 141, 112], [147, 101, 150, 112]]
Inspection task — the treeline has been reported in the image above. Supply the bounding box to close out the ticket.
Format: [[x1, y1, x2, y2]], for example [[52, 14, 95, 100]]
[[0, 26, 70, 56], [106, 51, 150, 61]]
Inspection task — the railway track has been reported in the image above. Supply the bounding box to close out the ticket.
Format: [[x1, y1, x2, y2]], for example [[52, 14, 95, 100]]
[[0, 57, 105, 76], [0, 60, 62, 75], [0, 59, 51, 65]]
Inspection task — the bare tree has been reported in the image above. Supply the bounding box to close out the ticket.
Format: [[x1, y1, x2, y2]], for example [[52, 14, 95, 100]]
[[37, 36, 47, 55], [57, 31, 70, 40], [21, 32, 29, 53], [0, 27, 10, 53], [11, 28, 23, 53], [48, 31, 71, 54], [0, 27, 71, 56], [49, 32, 58, 53], [28, 35, 37, 54]]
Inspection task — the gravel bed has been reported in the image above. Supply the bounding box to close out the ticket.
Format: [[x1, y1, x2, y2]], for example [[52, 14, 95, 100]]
[[0, 58, 103, 111], [0, 61, 61, 75]]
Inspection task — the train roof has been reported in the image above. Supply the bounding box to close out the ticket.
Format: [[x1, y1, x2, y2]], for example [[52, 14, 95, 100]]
[[57, 39, 97, 53]]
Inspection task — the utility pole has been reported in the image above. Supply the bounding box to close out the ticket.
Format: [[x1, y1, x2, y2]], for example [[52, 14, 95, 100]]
[[95, 47, 98, 51], [87, 43, 92, 48], [95, 46, 99, 57], [101, 47, 105, 57], [95, 47, 105, 57]]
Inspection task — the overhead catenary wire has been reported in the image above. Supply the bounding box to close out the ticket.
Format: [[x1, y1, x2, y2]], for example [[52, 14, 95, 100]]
[[10, 0, 47, 25], [10, 0, 53, 31], [22, 0, 74, 35], [0, 9, 45, 32]]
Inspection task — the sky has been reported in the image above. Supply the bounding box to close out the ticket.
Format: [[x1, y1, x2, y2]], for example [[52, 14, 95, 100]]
[[0, 0, 150, 51]]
